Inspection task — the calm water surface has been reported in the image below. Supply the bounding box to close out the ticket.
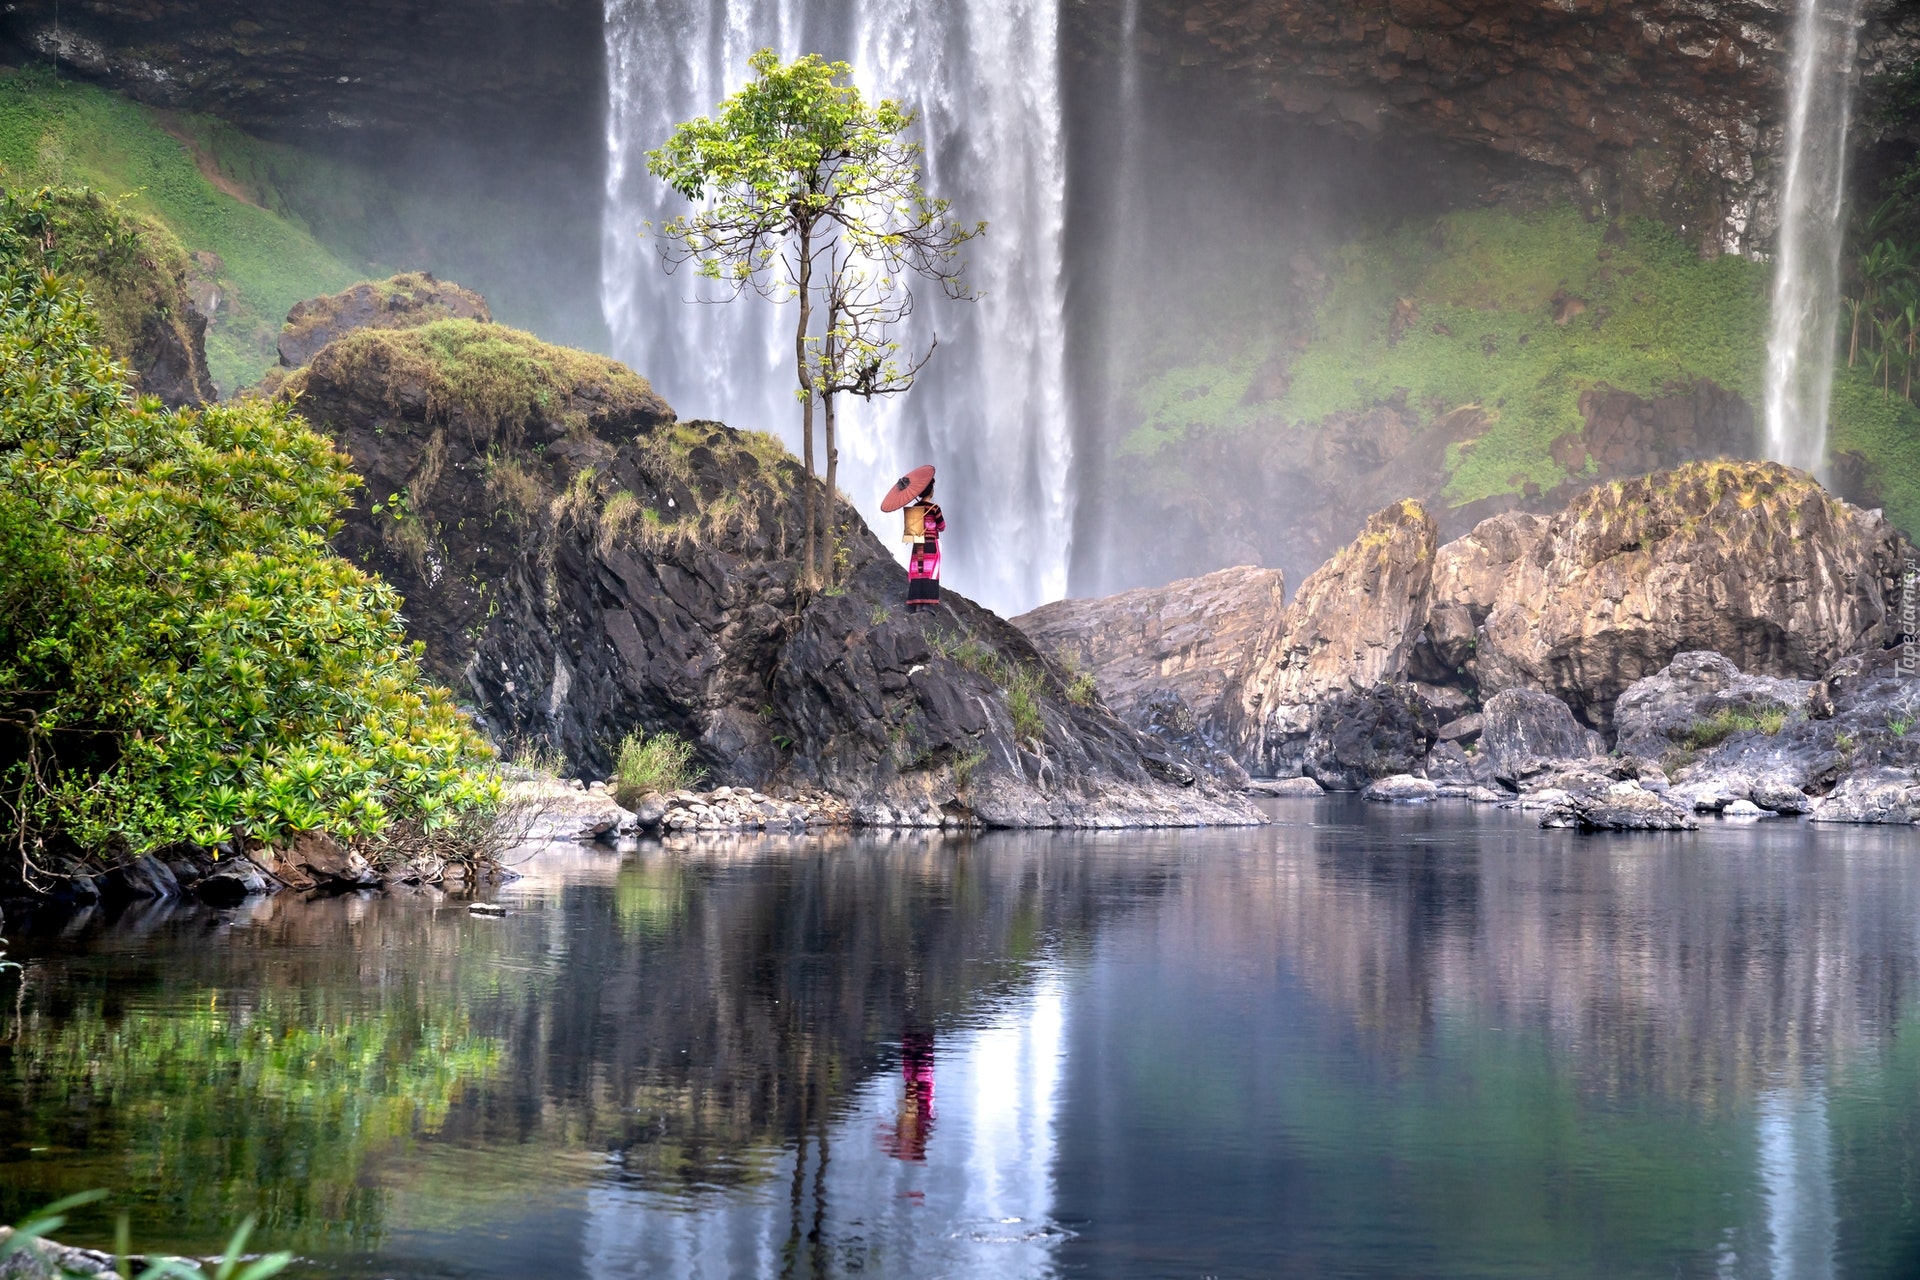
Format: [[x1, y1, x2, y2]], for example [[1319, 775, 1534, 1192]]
[[4, 799, 1920, 1278]]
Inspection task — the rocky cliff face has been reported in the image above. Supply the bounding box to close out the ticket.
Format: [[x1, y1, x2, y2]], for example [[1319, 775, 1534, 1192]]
[[1229, 499, 1438, 773], [286, 302, 1259, 828], [1466, 461, 1905, 729], [1012, 565, 1283, 773], [1090, 0, 1919, 252], [0, 0, 602, 143], [1030, 460, 1909, 785]]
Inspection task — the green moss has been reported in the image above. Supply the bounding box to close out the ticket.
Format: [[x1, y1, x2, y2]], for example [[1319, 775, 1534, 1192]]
[[314, 320, 656, 443], [1283, 207, 1768, 505], [1827, 366, 1920, 536], [0, 70, 362, 391], [1125, 205, 1771, 506], [0, 186, 201, 387]]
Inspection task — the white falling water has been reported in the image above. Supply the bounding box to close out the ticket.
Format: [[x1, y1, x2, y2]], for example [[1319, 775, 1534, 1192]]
[[601, 0, 1072, 616], [1762, 0, 1867, 478]]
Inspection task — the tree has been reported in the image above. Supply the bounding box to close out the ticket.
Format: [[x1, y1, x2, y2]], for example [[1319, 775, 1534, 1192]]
[[808, 243, 944, 583], [647, 49, 979, 584]]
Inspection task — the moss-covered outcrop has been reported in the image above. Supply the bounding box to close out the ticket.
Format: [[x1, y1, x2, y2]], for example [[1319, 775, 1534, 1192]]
[[1108, 203, 1920, 588], [276, 273, 490, 369], [0, 186, 213, 405], [0, 72, 365, 391], [278, 309, 1259, 826]]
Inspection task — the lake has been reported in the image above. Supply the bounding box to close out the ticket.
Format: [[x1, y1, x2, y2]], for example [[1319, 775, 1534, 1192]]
[[3, 799, 1920, 1278]]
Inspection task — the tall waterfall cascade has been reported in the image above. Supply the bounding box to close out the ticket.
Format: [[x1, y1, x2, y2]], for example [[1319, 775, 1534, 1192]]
[[1763, 0, 1868, 478], [601, 0, 1071, 616]]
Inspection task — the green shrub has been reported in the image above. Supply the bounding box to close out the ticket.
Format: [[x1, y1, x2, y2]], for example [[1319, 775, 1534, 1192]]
[[0, 191, 498, 866], [613, 729, 704, 802], [1006, 666, 1047, 743], [1677, 703, 1790, 752], [952, 748, 986, 792]]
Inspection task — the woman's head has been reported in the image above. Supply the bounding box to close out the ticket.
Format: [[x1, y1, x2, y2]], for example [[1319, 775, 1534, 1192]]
[[920, 478, 936, 501]]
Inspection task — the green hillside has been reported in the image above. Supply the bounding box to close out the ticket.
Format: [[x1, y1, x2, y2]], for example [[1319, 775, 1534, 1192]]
[[1123, 203, 1920, 537], [0, 69, 363, 391]]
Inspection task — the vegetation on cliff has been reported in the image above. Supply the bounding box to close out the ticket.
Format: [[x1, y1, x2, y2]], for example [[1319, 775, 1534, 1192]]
[[1121, 203, 1920, 537], [0, 70, 360, 390], [0, 190, 497, 876]]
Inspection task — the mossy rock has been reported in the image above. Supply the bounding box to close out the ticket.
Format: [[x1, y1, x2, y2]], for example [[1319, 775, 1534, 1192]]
[[278, 272, 492, 369], [0, 185, 214, 405], [284, 318, 670, 448]]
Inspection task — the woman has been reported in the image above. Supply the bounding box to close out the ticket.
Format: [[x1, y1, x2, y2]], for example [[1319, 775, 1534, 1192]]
[[880, 465, 945, 609]]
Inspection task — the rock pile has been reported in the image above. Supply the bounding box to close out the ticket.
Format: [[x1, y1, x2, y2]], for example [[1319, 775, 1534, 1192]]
[[656, 786, 842, 833]]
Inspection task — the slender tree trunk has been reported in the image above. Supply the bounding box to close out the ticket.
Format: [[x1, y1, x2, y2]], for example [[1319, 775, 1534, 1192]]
[[795, 226, 817, 585], [1849, 299, 1863, 367], [822, 301, 841, 585]]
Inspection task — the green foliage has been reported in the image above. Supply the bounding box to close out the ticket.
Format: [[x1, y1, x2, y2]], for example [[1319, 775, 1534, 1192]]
[[1124, 205, 1772, 507], [646, 49, 975, 298], [0, 71, 361, 390], [0, 194, 498, 865], [1828, 338, 1920, 539], [1678, 704, 1790, 752], [925, 628, 1052, 742], [613, 730, 705, 803], [1006, 667, 1046, 743], [1288, 207, 1766, 504], [951, 748, 986, 791]]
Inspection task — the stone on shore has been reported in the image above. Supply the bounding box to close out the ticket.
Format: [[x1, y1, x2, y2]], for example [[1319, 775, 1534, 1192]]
[[1364, 774, 1438, 803], [1542, 782, 1698, 831]]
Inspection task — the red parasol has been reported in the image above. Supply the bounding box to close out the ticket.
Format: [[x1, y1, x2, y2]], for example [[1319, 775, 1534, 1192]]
[[879, 464, 936, 513]]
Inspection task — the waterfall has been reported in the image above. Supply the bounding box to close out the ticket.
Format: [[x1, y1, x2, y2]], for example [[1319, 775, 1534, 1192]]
[[1762, 0, 1867, 478], [601, 0, 1071, 616]]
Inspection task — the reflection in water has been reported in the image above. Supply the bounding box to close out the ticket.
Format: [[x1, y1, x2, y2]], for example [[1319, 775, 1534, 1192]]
[[882, 1029, 937, 1162], [1, 807, 1919, 1277], [1759, 1087, 1835, 1280]]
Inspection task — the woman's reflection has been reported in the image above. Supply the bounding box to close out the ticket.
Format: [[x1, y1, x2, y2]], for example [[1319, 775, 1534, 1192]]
[[881, 1028, 937, 1162]]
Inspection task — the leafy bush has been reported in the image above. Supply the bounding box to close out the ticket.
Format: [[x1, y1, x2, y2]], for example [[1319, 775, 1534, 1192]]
[[0, 187, 499, 869], [1678, 703, 1790, 752], [613, 730, 704, 803]]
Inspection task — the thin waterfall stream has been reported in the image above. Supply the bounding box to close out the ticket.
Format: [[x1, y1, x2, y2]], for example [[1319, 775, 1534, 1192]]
[[600, 0, 1072, 616], [1763, 0, 1868, 477]]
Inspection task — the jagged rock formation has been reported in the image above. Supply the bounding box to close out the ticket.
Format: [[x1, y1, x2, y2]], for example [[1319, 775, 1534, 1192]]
[[285, 311, 1259, 828], [1466, 462, 1905, 730], [276, 273, 491, 369], [1229, 499, 1437, 773], [1480, 688, 1602, 780], [1012, 565, 1282, 780], [1035, 461, 1909, 798]]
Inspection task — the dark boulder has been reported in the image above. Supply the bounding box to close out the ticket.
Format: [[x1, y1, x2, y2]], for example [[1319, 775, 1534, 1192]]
[[1481, 688, 1600, 781], [1302, 683, 1437, 792]]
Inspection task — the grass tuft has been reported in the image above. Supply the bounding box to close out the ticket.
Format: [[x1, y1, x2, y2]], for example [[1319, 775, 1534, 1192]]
[[613, 730, 705, 804]]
